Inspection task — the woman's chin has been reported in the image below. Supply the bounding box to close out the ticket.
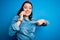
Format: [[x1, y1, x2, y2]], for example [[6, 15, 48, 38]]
[[25, 14, 30, 17]]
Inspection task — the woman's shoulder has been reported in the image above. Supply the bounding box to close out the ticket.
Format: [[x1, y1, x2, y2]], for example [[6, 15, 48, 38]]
[[31, 18, 36, 21], [30, 18, 37, 23]]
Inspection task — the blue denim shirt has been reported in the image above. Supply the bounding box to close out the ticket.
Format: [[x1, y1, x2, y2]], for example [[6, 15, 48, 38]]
[[9, 15, 37, 40]]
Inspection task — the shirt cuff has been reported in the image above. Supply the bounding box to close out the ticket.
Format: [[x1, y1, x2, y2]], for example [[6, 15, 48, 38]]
[[12, 23, 20, 31]]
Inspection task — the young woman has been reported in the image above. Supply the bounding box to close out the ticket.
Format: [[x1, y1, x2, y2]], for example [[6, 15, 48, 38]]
[[9, 1, 48, 40]]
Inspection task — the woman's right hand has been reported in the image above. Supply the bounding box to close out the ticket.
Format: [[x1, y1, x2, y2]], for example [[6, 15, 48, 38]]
[[18, 11, 25, 21], [16, 11, 26, 26]]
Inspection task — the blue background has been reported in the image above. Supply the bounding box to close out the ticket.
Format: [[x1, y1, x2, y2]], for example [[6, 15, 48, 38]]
[[0, 0, 60, 40]]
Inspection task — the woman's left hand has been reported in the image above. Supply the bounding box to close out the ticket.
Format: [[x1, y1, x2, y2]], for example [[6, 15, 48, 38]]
[[36, 19, 47, 26]]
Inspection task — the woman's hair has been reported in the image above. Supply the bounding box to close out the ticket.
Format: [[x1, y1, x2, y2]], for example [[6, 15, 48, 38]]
[[17, 1, 33, 20]]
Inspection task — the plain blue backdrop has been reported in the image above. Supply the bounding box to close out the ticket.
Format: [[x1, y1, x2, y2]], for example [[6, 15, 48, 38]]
[[0, 0, 60, 40]]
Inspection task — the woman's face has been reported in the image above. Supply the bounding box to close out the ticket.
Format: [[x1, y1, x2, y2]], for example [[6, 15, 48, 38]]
[[23, 3, 32, 17]]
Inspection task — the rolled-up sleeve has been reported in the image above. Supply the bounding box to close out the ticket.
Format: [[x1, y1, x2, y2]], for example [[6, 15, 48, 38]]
[[9, 15, 20, 36], [31, 19, 41, 27], [12, 23, 20, 31], [32, 19, 47, 27]]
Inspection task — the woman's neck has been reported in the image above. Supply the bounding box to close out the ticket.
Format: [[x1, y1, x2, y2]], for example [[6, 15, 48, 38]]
[[24, 16, 29, 21]]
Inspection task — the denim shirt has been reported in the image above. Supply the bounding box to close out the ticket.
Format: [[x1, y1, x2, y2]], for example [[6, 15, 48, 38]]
[[9, 15, 37, 40]]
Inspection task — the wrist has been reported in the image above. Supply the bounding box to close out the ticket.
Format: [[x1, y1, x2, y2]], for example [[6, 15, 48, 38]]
[[18, 19, 22, 22]]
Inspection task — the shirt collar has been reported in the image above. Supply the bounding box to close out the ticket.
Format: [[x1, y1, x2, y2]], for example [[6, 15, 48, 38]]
[[23, 17, 30, 21]]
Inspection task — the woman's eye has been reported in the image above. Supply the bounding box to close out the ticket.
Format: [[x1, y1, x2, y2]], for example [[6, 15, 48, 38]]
[[30, 8, 32, 9], [24, 7, 27, 9]]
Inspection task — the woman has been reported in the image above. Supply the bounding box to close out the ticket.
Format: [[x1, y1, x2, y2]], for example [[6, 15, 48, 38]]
[[9, 1, 48, 40]]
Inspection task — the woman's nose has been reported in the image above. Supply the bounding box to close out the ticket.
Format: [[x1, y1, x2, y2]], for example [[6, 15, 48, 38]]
[[27, 9, 28, 11], [27, 8, 29, 11]]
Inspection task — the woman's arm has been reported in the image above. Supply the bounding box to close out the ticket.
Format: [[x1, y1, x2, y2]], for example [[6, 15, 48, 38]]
[[36, 19, 48, 26], [9, 11, 25, 36], [11, 16, 22, 31], [9, 16, 22, 36]]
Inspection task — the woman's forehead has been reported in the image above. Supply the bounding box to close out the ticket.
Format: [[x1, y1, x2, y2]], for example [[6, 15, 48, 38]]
[[23, 3, 32, 7]]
